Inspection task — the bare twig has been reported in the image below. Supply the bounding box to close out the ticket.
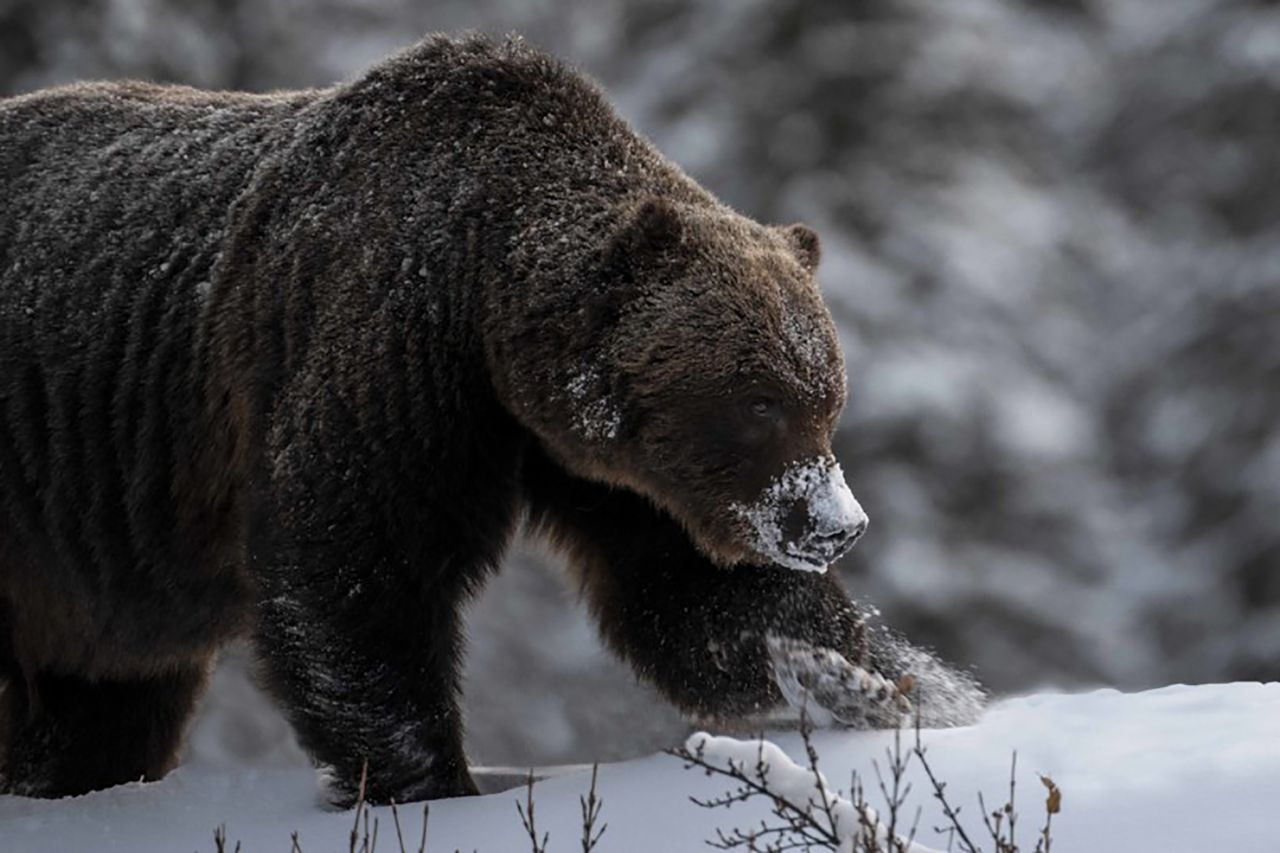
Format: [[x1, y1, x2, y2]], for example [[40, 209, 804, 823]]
[[871, 725, 921, 853], [912, 716, 981, 853], [388, 799, 431, 853], [976, 752, 1019, 853], [390, 800, 407, 853], [212, 825, 241, 853], [671, 709, 917, 852], [1008, 753, 1018, 850], [342, 760, 380, 853], [1034, 775, 1060, 853], [516, 770, 550, 853], [674, 732, 842, 850], [580, 764, 608, 853]]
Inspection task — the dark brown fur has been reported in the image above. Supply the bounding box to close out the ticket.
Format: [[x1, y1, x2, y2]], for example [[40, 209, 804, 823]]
[[0, 34, 980, 804]]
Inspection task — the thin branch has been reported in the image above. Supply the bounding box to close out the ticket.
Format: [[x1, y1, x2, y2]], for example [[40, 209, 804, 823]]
[[579, 763, 608, 853], [516, 770, 550, 853], [912, 716, 981, 853]]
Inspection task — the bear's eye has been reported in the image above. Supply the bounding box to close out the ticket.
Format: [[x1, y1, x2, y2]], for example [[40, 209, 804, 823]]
[[747, 397, 781, 419]]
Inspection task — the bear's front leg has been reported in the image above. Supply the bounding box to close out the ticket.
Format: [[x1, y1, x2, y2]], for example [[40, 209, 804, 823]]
[[251, 381, 523, 805], [254, 573, 477, 806], [523, 448, 984, 728]]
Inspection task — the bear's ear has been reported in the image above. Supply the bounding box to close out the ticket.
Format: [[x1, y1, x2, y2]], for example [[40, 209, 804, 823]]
[[608, 196, 685, 270], [781, 223, 821, 274]]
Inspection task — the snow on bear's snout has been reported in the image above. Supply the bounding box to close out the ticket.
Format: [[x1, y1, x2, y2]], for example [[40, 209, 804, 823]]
[[732, 456, 868, 573]]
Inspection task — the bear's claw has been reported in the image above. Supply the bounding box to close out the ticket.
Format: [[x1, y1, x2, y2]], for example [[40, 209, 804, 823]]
[[765, 635, 912, 728]]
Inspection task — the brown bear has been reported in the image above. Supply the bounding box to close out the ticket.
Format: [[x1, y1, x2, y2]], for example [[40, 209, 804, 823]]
[[0, 34, 982, 805]]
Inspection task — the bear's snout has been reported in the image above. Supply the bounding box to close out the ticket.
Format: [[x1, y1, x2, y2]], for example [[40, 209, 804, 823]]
[[733, 455, 869, 573], [789, 464, 867, 565]]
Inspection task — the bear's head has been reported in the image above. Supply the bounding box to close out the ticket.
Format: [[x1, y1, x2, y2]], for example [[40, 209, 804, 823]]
[[507, 196, 868, 573]]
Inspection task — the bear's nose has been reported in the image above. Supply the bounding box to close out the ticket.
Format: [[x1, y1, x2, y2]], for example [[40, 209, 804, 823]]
[[803, 517, 867, 562]]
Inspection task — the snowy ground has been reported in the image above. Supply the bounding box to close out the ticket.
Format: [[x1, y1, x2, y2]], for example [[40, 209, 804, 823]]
[[2, 682, 1276, 852]]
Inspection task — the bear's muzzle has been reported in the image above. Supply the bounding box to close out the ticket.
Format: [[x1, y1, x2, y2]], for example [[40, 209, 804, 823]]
[[733, 455, 869, 573]]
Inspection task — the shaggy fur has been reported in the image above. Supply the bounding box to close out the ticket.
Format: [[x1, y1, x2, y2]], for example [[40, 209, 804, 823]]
[[0, 34, 982, 803]]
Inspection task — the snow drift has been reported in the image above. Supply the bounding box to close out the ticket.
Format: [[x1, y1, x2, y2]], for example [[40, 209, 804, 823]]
[[1, 682, 1275, 852]]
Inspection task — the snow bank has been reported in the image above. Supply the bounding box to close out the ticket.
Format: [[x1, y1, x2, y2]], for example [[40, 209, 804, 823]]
[[1, 683, 1276, 852], [683, 731, 937, 852]]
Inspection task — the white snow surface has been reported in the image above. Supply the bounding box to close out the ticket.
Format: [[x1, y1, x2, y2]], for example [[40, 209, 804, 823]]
[[2, 682, 1277, 852]]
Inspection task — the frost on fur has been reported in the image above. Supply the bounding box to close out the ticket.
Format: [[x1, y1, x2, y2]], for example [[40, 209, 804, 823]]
[[565, 365, 621, 442]]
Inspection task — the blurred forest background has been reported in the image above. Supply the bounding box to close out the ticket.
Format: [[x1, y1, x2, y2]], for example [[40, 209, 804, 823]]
[[2, 0, 1277, 769]]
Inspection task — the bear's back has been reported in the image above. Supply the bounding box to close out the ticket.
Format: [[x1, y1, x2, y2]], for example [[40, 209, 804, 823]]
[[0, 80, 313, 283]]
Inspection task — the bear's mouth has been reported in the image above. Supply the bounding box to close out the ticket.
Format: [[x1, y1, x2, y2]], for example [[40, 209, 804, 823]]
[[731, 455, 868, 574], [774, 547, 836, 574], [779, 535, 861, 573]]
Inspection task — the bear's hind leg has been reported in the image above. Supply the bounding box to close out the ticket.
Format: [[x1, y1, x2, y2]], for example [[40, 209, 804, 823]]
[[0, 662, 208, 797]]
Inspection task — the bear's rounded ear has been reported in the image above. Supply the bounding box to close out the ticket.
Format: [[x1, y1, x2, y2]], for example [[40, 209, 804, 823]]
[[609, 196, 685, 269], [782, 223, 821, 274]]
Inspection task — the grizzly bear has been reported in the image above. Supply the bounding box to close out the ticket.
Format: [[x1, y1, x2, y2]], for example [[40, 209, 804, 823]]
[[0, 35, 982, 804]]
